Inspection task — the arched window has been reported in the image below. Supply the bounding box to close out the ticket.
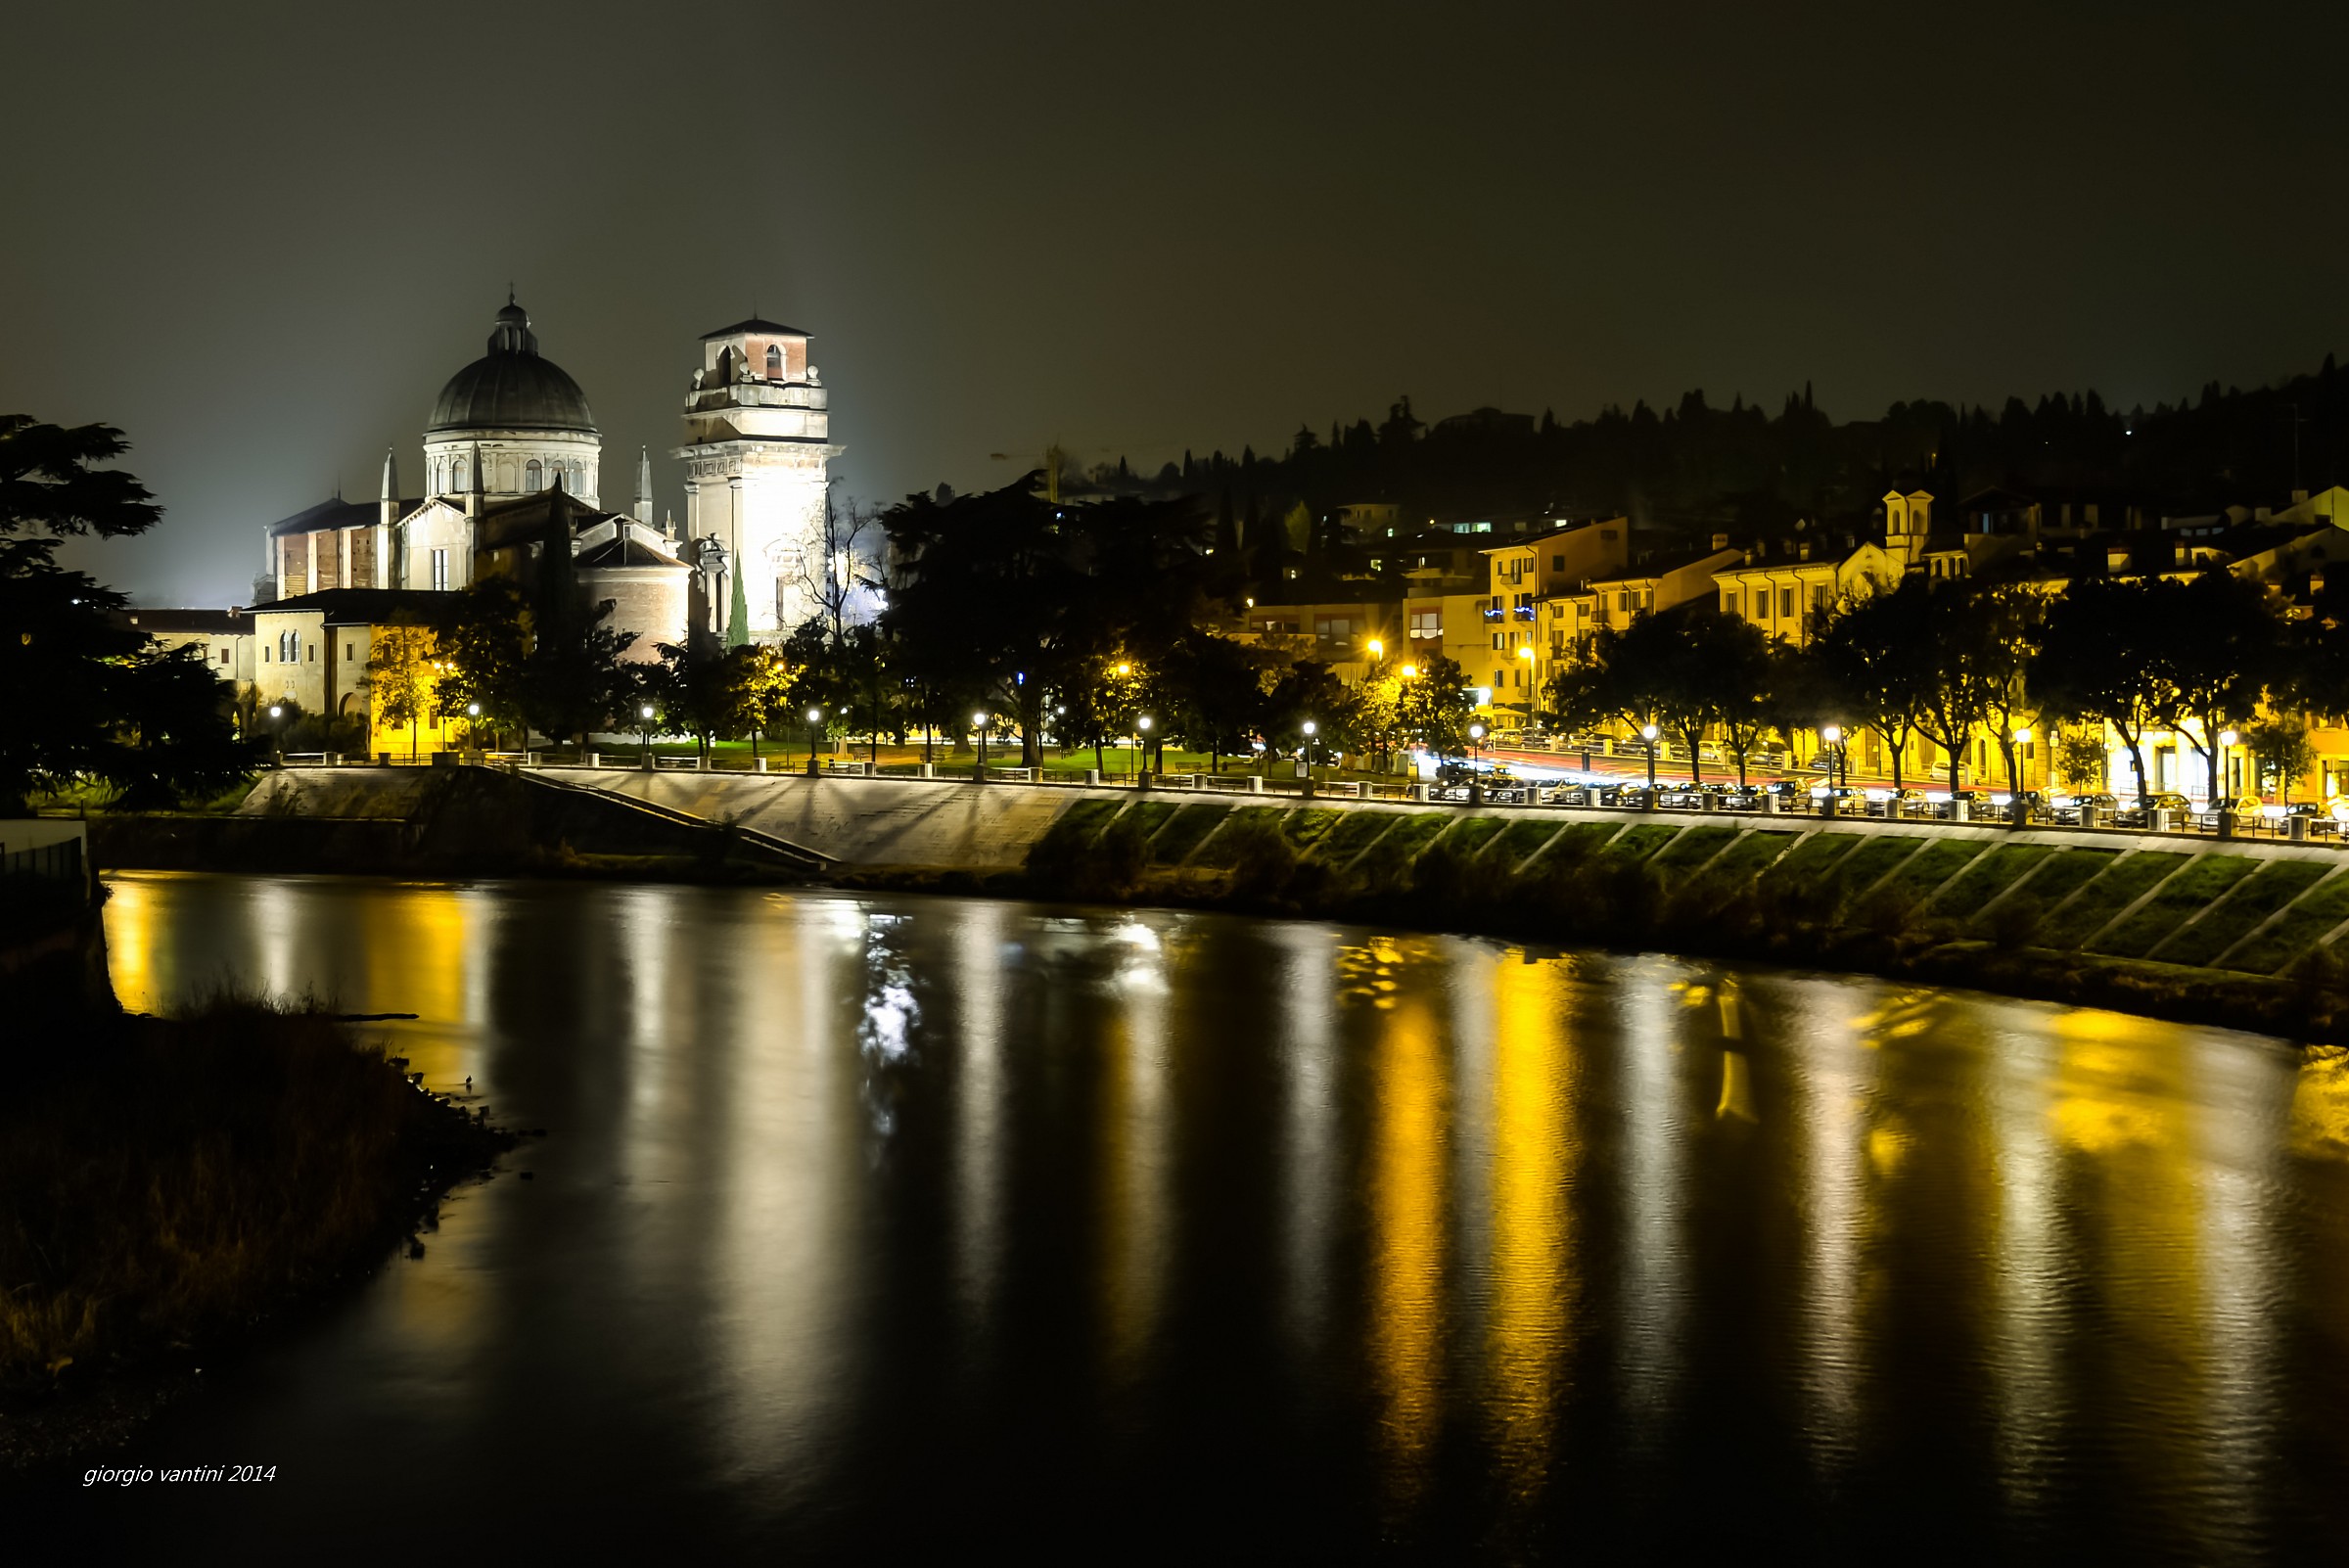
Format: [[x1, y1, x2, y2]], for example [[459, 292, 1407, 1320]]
[[765, 345, 782, 378], [452, 456, 469, 492], [526, 459, 543, 492]]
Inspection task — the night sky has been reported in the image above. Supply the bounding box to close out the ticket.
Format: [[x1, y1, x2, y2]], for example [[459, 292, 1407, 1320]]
[[7, 3, 2349, 605]]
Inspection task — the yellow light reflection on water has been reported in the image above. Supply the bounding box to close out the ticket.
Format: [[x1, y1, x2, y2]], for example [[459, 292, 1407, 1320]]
[[1368, 948, 1448, 1497], [1485, 948, 1578, 1499]]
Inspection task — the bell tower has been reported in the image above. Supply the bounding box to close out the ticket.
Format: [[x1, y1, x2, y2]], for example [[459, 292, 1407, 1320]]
[[672, 316, 839, 644]]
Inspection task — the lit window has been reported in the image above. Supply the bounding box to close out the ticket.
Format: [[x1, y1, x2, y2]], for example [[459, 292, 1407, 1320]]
[[431, 548, 449, 592], [526, 459, 543, 492], [765, 345, 782, 377]]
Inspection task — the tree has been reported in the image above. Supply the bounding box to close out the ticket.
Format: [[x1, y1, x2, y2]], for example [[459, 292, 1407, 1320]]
[[2160, 571, 2285, 800], [646, 643, 765, 758], [1904, 579, 2004, 796], [2053, 726, 2109, 795], [2245, 717, 2317, 805], [0, 416, 247, 810], [1396, 652, 1477, 761], [437, 577, 531, 744], [1262, 661, 1361, 765], [363, 618, 438, 761], [1160, 631, 1268, 773], [1546, 609, 1753, 783], [883, 480, 1209, 769], [1974, 584, 2048, 797], [1055, 648, 1148, 774], [796, 488, 889, 644], [1808, 582, 1932, 791], [2034, 577, 2172, 808], [517, 599, 633, 753]]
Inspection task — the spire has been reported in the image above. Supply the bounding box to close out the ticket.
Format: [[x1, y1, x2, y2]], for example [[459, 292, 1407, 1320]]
[[466, 440, 484, 519], [634, 446, 653, 525], [380, 447, 398, 530]]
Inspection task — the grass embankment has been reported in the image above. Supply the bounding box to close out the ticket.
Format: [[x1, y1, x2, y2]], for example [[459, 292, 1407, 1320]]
[[0, 996, 514, 1462], [1009, 802, 2349, 1042]]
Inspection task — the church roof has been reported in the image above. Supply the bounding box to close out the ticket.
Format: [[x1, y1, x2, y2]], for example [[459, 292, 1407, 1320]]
[[266, 496, 403, 537], [574, 532, 686, 570], [428, 300, 598, 437], [254, 587, 461, 626], [700, 316, 808, 340]]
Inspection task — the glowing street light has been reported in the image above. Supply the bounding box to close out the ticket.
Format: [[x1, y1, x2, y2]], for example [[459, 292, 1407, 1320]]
[[1819, 723, 1843, 792], [1400, 663, 1419, 679], [1640, 721, 1660, 792], [1366, 638, 1384, 661]]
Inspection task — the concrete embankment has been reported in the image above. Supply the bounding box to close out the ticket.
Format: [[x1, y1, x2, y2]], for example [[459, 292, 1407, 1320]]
[[87, 764, 2349, 1035], [91, 765, 823, 880]]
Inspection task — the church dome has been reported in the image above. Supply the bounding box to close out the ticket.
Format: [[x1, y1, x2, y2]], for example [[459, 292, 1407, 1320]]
[[426, 300, 598, 436]]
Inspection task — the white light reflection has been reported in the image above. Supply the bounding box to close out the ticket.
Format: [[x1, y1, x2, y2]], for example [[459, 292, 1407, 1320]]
[[1271, 922, 1342, 1355], [1616, 957, 1688, 1446], [1098, 911, 1173, 1381], [952, 899, 1008, 1326], [1784, 978, 1876, 1485], [706, 892, 857, 1497]]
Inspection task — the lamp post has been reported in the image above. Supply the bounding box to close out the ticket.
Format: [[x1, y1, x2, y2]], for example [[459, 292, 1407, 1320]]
[[1136, 714, 1153, 781], [974, 711, 990, 776], [1819, 723, 1842, 788], [806, 706, 824, 772], [268, 704, 284, 765], [1469, 720, 1486, 771], [1639, 722, 1659, 794], [639, 703, 657, 768], [467, 701, 482, 753], [2219, 727, 2239, 800], [2011, 723, 2032, 797], [1302, 717, 1317, 783]]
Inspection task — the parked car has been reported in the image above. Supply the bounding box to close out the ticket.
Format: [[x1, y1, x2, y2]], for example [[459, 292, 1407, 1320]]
[[2115, 791, 2192, 827], [2052, 792, 2120, 825]]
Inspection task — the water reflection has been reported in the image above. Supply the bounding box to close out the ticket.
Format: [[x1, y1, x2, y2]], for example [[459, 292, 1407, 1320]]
[[81, 873, 2349, 1560]]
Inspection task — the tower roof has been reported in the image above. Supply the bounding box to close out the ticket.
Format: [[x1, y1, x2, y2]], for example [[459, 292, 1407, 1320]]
[[428, 299, 598, 437], [700, 316, 808, 340]]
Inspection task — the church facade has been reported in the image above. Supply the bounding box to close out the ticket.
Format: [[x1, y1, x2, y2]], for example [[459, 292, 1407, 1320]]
[[256, 298, 839, 660]]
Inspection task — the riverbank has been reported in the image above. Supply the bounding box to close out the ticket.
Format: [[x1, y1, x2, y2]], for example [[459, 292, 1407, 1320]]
[[0, 992, 515, 1467], [833, 798, 2349, 1045], [93, 765, 2349, 1043]]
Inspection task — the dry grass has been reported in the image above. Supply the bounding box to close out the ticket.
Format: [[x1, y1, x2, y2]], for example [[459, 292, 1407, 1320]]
[[0, 994, 501, 1386]]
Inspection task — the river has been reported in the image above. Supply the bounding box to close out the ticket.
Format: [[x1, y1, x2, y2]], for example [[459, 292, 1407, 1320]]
[[35, 871, 2349, 1561]]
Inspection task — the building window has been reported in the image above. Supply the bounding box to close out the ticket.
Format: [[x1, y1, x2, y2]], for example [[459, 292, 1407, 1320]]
[[431, 548, 449, 592], [1408, 609, 1440, 639], [1723, 591, 1736, 614], [765, 345, 782, 377], [345, 642, 353, 662], [1780, 587, 1796, 618], [526, 459, 543, 492], [452, 457, 468, 491], [1551, 554, 1564, 572]]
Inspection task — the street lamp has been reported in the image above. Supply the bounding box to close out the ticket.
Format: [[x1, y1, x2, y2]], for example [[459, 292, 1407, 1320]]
[[1301, 717, 1317, 779], [974, 711, 990, 774], [1366, 638, 1384, 663], [1135, 713, 1152, 780], [1469, 719, 1487, 772], [467, 700, 482, 752], [806, 706, 824, 768], [1820, 723, 1842, 791], [2219, 727, 2239, 799]]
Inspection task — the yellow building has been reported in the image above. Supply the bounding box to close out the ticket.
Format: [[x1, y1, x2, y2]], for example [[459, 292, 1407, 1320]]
[[1712, 534, 1902, 648], [251, 588, 461, 757], [124, 608, 256, 695]]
